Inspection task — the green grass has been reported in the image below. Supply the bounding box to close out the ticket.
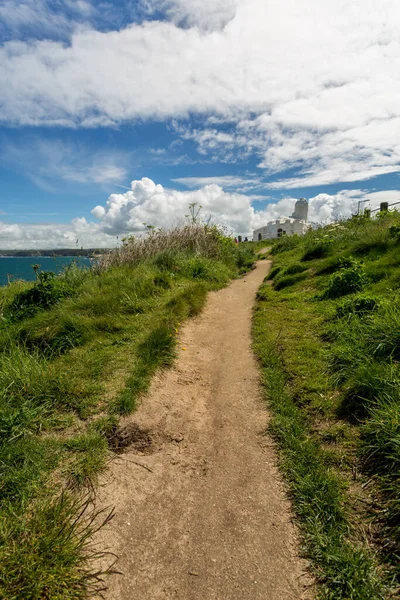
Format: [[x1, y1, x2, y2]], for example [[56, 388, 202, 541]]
[[253, 212, 400, 597], [0, 224, 255, 598]]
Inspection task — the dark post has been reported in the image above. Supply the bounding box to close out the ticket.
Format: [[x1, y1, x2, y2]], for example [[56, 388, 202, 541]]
[[380, 202, 389, 213], [238, 235, 242, 243]]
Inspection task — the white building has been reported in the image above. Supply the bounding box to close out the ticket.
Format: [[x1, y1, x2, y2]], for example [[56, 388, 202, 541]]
[[253, 198, 309, 241]]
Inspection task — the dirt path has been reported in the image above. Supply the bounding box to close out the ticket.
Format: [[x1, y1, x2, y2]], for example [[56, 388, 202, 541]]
[[98, 260, 310, 600]]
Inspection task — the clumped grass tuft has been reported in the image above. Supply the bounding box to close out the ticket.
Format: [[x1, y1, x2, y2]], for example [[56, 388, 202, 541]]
[[0, 492, 115, 600], [266, 265, 281, 280], [335, 295, 380, 319], [64, 433, 109, 487], [270, 235, 301, 255], [274, 271, 308, 290], [361, 398, 400, 476], [302, 241, 332, 261]]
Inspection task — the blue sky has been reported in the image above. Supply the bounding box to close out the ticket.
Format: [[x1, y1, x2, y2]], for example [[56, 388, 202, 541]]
[[1, 0, 400, 247]]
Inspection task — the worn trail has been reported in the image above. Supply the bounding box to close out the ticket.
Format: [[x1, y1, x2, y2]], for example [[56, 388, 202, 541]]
[[98, 260, 310, 599]]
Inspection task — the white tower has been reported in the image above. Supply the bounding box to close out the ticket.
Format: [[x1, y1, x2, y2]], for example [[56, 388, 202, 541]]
[[291, 198, 308, 222]]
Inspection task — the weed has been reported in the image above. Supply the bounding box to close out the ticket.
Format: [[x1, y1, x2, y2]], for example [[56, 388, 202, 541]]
[[322, 262, 368, 299], [5, 271, 73, 322]]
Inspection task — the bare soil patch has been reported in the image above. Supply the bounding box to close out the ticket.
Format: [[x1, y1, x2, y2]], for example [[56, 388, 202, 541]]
[[97, 260, 312, 600], [108, 423, 154, 455]]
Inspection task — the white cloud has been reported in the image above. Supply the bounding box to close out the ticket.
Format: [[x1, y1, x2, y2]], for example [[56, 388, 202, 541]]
[[91, 177, 258, 235], [0, 217, 111, 250], [2, 0, 400, 186], [1, 178, 399, 248]]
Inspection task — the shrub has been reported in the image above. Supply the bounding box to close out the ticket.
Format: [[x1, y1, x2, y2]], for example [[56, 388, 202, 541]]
[[316, 256, 358, 276], [322, 262, 368, 299], [5, 272, 73, 322], [335, 295, 380, 319], [234, 246, 255, 272], [152, 250, 181, 272]]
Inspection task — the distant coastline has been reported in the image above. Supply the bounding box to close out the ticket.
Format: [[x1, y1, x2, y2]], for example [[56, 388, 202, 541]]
[[0, 248, 108, 258]]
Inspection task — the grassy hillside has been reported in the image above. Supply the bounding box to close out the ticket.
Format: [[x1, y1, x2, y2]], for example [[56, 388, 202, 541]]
[[0, 223, 255, 599], [253, 212, 400, 599]]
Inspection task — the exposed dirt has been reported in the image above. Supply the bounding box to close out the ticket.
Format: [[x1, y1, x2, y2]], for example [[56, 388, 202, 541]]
[[97, 259, 312, 600]]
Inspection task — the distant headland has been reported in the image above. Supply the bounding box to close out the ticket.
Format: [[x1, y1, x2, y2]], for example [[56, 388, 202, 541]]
[[0, 248, 108, 258]]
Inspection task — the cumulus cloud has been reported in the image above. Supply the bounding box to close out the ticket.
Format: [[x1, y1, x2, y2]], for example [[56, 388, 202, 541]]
[[1, 0, 400, 186], [91, 177, 258, 235], [1, 178, 399, 249]]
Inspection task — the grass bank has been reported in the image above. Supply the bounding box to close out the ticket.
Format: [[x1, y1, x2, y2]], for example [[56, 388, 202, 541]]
[[253, 212, 400, 598], [0, 223, 255, 599]]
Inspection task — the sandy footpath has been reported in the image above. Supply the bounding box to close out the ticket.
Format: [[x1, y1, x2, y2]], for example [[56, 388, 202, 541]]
[[97, 259, 311, 600]]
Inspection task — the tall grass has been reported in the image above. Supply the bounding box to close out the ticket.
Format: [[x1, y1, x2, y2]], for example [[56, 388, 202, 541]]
[[95, 223, 237, 270]]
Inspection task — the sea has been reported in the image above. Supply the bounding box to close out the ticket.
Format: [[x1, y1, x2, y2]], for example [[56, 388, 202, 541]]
[[0, 256, 92, 286]]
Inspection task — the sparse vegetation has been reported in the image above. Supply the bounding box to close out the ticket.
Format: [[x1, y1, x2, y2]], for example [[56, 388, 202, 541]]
[[253, 211, 400, 598], [0, 221, 255, 598]]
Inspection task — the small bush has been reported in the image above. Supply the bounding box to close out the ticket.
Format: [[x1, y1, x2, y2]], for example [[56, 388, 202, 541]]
[[181, 257, 231, 284], [5, 271, 73, 322], [316, 256, 357, 276], [152, 250, 181, 272], [322, 262, 368, 299], [234, 247, 255, 272]]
